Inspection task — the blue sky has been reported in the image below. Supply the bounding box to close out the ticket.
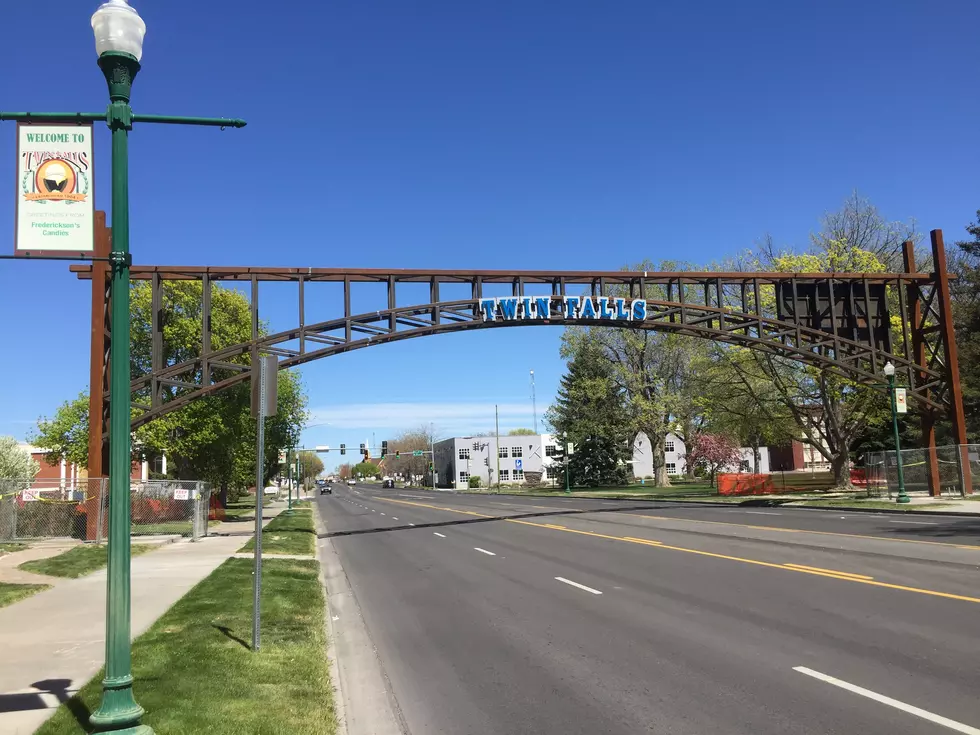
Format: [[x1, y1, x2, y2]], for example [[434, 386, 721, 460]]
[[1, 1, 978, 472]]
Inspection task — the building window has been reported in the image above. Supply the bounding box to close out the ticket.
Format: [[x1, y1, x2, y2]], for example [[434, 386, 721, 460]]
[[666, 462, 677, 475], [665, 440, 675, 453], [514, 469, 524, 480], [459, 471, 470, 483], [498, 446, 509, 458], [500, 469, 510, 481], [458, 448, 470, 460], [546, 466, 558, 479], [512, 446, 523, 458], [545, 445, 557, 457], [740, 460, 750, 472]]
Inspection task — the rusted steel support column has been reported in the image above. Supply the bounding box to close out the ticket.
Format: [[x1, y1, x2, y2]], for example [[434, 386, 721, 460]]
[[931, 230, 972, 494], [202, 273, 212, 385], [87, 211, 111, 541], [389, 275, 397, 332], [903, 241, 940, 496], [151, 272, 163, 408]]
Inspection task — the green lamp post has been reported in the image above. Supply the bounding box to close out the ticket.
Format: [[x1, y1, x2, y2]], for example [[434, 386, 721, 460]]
[[88, 5, 152, 733], [2, 3, 244, 730], [883, 361, 911, 504]]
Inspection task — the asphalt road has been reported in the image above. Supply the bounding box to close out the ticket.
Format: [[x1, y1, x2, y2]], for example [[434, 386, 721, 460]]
[[317, 484, 980, 735]]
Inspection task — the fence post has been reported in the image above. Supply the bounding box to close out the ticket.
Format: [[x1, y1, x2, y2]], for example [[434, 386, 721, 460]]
[[95, 478, 106, 545], [201, 483, 209, 538]]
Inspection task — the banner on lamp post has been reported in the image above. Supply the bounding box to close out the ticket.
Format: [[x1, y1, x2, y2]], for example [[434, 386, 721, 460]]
[[14, 123, 94, 255], [895, 387, 908, 414]]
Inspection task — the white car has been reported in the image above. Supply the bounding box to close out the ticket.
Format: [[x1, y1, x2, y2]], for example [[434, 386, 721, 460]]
[[347, 479, 356, 486]]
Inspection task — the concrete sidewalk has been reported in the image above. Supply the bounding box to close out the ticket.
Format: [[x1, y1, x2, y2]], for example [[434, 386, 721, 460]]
[[0, 501, 291, 735]]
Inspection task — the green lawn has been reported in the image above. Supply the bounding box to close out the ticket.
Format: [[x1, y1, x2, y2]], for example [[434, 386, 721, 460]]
[[0, 542, 29, 553], [18, 543, 158, 579], [0, 581, 50, 608], [239, 509, 315, 556], [223, 497, 273, 521], [36, 557, 336, 735]]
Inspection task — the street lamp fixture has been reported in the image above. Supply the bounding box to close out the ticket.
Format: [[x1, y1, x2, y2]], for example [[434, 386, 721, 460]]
[[883, 361, 910, 504]]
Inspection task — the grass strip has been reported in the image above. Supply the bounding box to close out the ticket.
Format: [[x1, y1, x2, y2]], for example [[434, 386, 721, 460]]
[[239, 509, 315, 556], [0, 542, 29, 553], [36, 557, 335, 735], [0, 581, 50, 608], [18, 543, 158, 579]]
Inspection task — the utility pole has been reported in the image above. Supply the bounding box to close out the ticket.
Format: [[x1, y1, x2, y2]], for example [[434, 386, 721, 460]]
[[530, 369, 537, 434], [495, 405, 501, 494]]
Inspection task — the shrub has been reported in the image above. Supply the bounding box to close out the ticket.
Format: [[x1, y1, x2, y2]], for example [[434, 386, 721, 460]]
[[468, 476, 482, 488]]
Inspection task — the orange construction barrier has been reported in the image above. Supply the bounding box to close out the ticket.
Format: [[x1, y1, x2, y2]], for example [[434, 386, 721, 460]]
[[717, 473, 775, 496]]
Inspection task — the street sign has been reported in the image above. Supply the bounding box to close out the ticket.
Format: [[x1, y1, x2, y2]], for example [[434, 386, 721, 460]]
[[895, 388, 908, 414], [413, 450, 423, 457], [15, 123, 95, 255], [515, 459, 523, 470], [566, 442, 575, 455], [315, 445, 330, 453], [250, 355, 278, 418], [278, 450, 287, 464]]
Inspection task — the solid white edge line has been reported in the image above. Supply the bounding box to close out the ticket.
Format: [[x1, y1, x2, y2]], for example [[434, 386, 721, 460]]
[[392, 517, 398, 521], [433, 532, 446, 537], [473, 547, 496, 556], [554, 577, 602, 595], [793, 666, 980, 734]]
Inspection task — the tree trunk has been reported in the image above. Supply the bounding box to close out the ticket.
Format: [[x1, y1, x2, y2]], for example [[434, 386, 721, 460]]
[[752, 440, 761, 475], [649, 431, 671, 487], [831, 451, 853, 489]]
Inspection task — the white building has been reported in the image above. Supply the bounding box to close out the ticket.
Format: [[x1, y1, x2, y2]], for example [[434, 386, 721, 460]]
[[434, 434, 564, 488], [631, 432, 770, 478]]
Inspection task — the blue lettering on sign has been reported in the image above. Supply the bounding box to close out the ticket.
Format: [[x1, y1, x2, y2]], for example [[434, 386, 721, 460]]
[[521, 296, 533, 318], [564, 296, 580, 318], [515, 459, 522, 470], [580, 297, 597, 319], [534, 296, 551, 319], [598, 297, 612, 319], [498, 297, 519, 320], [615, 297, 630, 320], [479, 298, 496, 321], [631, 299, 647, 321]]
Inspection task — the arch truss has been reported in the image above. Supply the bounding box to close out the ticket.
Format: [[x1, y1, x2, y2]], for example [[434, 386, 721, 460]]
[[72, 228, 967, 495]]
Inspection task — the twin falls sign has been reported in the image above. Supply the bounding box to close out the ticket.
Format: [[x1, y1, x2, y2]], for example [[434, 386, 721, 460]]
[[479, 295, 647, 322]]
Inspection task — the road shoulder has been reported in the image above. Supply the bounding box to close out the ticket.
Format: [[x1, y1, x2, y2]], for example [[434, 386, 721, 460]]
[[314, 498, 405, 735]]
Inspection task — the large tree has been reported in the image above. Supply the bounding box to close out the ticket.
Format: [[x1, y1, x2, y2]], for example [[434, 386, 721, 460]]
[[297, 450, 325, 489], [0, 436, 39, 482], [951, 210, 980, 441], [546, 338, 631, 487], [30, 280, 308, 498]]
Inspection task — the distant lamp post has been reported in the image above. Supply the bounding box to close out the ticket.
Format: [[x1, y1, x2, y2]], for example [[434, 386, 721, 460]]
[[883, 361, 910, 504]]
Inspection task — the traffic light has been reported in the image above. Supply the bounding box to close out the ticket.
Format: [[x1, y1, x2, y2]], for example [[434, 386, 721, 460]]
[[395, 451, 400, 459], [340, 444, 346, 455], [359, 443, 365, 456], [382, 440, 388, 457]]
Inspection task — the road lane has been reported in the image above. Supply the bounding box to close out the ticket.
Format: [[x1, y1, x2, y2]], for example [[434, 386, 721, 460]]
[[319, 484, 980, 734]]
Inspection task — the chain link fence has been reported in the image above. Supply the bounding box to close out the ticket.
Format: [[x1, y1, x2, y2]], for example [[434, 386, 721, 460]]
[[0, 478, 210, 542], [862, 444, 980, 497]]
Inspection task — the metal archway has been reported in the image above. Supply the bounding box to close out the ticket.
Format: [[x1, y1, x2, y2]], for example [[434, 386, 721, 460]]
[[73, 222, 967, 495]]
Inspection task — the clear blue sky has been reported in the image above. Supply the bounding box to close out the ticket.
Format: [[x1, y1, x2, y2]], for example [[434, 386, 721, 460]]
[[1, 1, 977, 472]]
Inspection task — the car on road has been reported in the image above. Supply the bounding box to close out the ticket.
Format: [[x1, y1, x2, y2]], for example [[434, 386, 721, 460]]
[[347, 478, 356, 486], [382, 478, 395, 489], [320, 483, 332, 495]]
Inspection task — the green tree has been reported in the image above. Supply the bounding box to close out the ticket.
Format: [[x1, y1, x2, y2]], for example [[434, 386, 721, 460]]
[[952, 210, 980, 441], [353, 461, 380, 478], [0, 436, 39, 481], [508, 428, 536, 436], [29, 280, 308, 499], [546, 338, 631, 487], [297, 450, 325, 489], [28, 392, 89, 468]]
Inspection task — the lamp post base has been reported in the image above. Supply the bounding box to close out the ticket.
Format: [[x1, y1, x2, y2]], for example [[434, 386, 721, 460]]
[[896, 494, 912, 504]]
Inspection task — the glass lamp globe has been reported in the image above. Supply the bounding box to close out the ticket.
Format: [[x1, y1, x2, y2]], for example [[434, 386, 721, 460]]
[[92, 0, 146, 61], [883, 361, 896, 377]]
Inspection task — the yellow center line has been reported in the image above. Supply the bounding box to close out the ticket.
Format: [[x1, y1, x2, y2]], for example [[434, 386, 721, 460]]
[[375, 497, 980, 604], [784, 563, 873, 580], [618, 513, 980, 551]]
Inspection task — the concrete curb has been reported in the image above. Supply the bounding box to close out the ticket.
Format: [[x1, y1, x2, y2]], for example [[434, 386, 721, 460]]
[[313, 500, 405, 735]]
